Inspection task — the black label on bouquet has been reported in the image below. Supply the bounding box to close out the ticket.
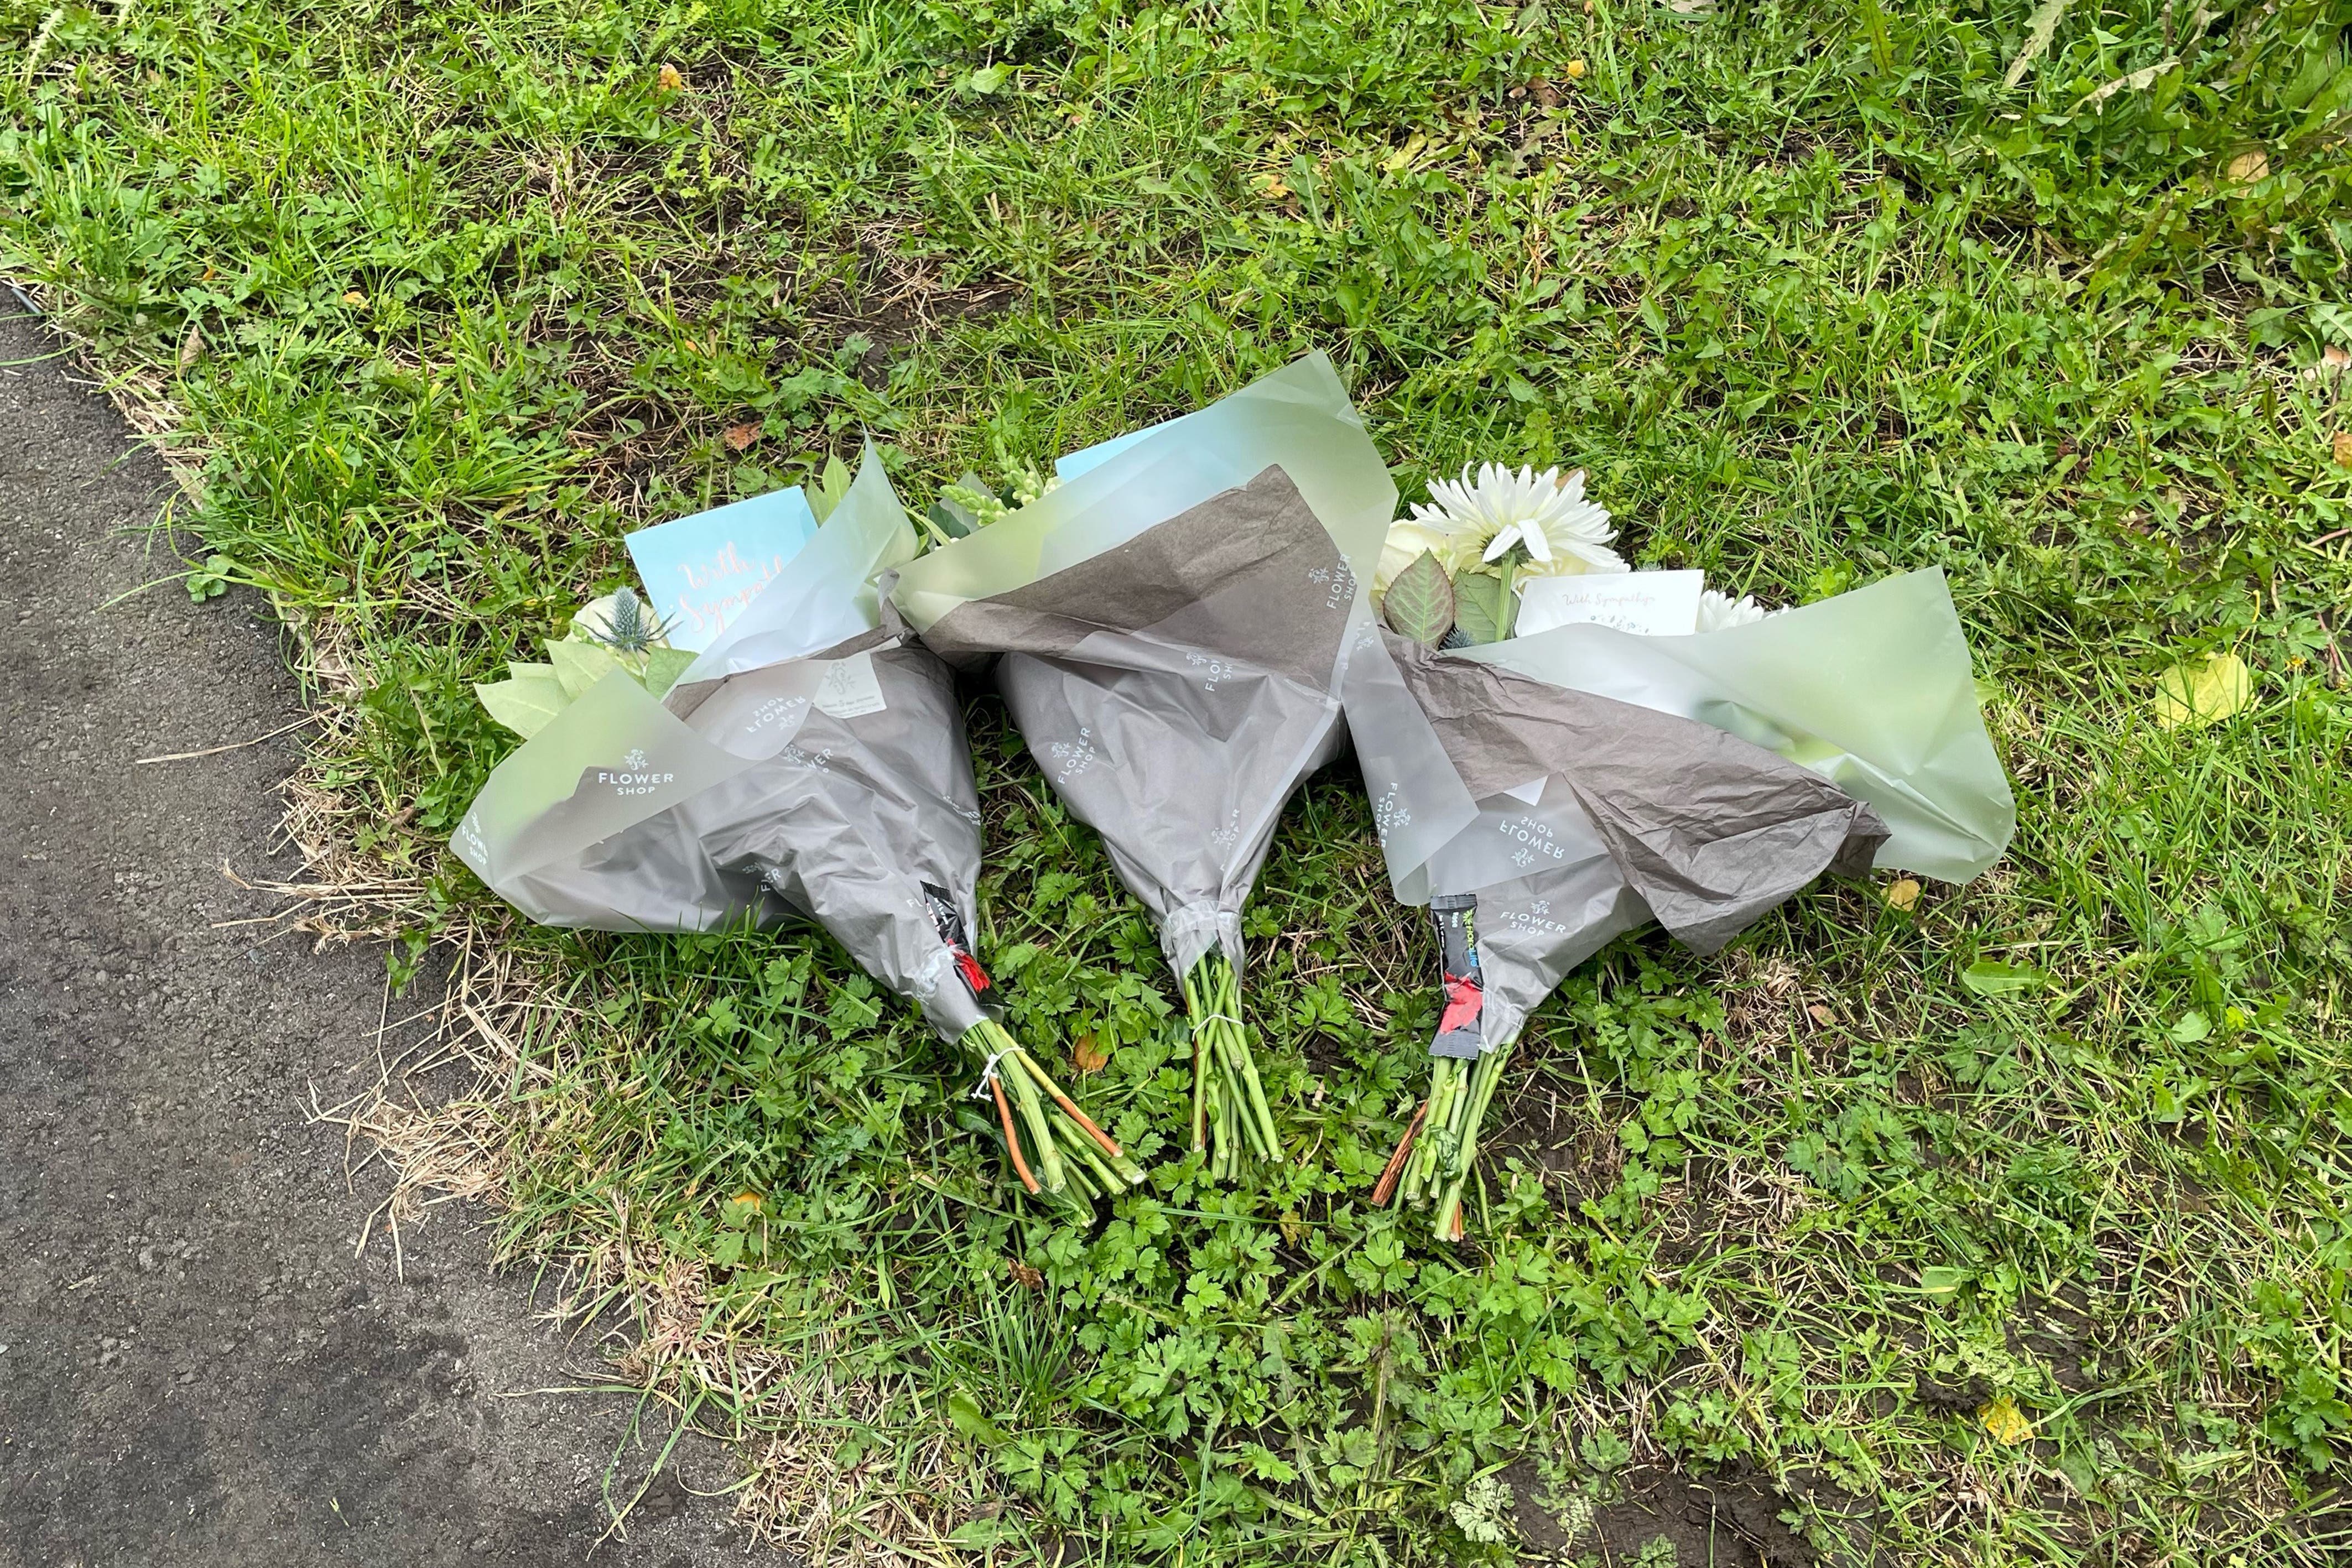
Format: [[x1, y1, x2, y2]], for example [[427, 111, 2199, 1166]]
[[1429, 895, 1485, 1060], [922, 882, 992, 998]]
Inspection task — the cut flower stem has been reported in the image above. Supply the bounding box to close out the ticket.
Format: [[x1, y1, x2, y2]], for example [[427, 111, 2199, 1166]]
[[1182, 950, 1278, 1179], [1386, 1041, 1513, 1242], [960, 1017, 1146, 1202]]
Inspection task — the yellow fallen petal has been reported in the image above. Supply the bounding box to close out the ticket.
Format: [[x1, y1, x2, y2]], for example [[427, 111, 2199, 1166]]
[[658, 63, 685, 91], [1885, 878, 1921, 912], [1980, 1395, 2034, 1445], [2151, 652, 2252, 729]]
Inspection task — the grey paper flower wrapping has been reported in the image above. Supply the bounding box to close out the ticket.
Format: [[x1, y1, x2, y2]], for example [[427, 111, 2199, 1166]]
[[1381, 633, 1890, 1045], [453, 455, 994, 1041], [918, 466, 1357, 977]]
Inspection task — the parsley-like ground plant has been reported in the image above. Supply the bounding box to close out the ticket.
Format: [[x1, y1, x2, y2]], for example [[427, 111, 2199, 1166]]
[[6, 0, 2351, 1561]]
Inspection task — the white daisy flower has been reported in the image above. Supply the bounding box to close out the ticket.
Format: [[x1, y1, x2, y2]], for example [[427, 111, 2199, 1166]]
[[1696, 587, 1774, 632], [1374, 462, 1625, 591]]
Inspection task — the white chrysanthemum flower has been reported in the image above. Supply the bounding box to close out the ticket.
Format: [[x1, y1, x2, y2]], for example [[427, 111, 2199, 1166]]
[[1424, 462, 1625, 576], [1374, 462, 1624, 591], [1696, 587, 1774, 632]]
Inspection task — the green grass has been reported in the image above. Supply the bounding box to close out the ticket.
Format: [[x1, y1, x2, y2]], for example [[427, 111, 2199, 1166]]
[[8, 0, 2352, 1561]]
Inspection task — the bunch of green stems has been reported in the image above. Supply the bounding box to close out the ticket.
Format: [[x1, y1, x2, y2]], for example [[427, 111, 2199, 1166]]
[[1182, 951, 1279, 1180], [962, 1017, 1146, 1204], [1376, 1042, 1514, 1242]]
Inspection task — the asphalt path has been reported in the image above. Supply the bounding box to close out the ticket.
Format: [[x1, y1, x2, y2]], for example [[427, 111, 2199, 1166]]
[[0, 309, 741, 1567]]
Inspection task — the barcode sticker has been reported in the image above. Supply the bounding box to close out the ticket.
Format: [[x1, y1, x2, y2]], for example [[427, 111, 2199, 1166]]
[[1429, 895, 1485, 1059]]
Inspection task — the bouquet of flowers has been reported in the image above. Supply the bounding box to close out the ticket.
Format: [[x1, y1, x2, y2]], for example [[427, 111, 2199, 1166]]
[[889, 355, 1397, 1179], [454, 449, 1140, 1205], [1350, 473, 2016, 1239]]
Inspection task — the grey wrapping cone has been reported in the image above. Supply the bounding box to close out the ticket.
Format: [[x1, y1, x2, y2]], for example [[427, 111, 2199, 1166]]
[[455, 622, 991, 1041], [919, 467, 1356, 976], [666, 617, 990, 1040], [1385, 633, 1888, 1045]]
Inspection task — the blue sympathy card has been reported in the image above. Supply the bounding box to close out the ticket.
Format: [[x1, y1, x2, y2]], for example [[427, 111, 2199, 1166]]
[[1054, 426, 1157, 482], [624, 487, 820, 652]]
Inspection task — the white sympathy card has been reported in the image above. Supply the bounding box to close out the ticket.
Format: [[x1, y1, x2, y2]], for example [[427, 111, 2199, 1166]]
[[1516, 570, 1704, 638]]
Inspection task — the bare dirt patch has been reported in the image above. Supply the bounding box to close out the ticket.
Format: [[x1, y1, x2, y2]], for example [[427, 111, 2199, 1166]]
[[1528, 1461, 1817, 1565]]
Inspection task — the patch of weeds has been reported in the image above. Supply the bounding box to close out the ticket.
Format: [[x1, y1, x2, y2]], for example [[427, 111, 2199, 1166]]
[[7, 0, 2352, 1561]]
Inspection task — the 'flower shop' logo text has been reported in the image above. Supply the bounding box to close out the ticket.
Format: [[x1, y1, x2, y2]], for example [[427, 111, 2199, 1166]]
[[1309, 560, 1357, 612], [1497, 814, 1565, 862], [598, 748, 676, 796], [1185, 651, 1234, 692], [1047, 727, 1100, 786]]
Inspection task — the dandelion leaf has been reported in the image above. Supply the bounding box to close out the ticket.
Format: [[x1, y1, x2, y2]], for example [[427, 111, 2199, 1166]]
[[2005, 0, 2074, 88]]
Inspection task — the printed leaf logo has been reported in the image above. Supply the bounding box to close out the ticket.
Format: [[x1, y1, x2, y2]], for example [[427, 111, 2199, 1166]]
[[623, 749, 649, 770]]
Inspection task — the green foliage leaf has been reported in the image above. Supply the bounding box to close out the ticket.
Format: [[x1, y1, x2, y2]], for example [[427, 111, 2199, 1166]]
[[1918, 1265, 1971, 1298], [186, 553, 235, 601], [1380, 549, 1454, 646], [949, 1516, 1013, 1547], [925, 499, 975, 540], [1450, 565, 1517, 645], [642, 645, 696, 699], [947, 1391, 1004, 1447], [474, 670, 570, 738], [548, 637, 623, 700], [809, 452, 856, 521], [1959, 960, 2046, 997]]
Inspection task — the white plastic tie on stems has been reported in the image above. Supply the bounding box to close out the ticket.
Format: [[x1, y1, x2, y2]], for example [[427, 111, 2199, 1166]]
[[967, 1048, 1010, 1102]]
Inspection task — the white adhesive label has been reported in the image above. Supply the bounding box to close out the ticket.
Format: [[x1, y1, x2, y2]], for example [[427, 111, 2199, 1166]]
[[813, 652, 888, 719]]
